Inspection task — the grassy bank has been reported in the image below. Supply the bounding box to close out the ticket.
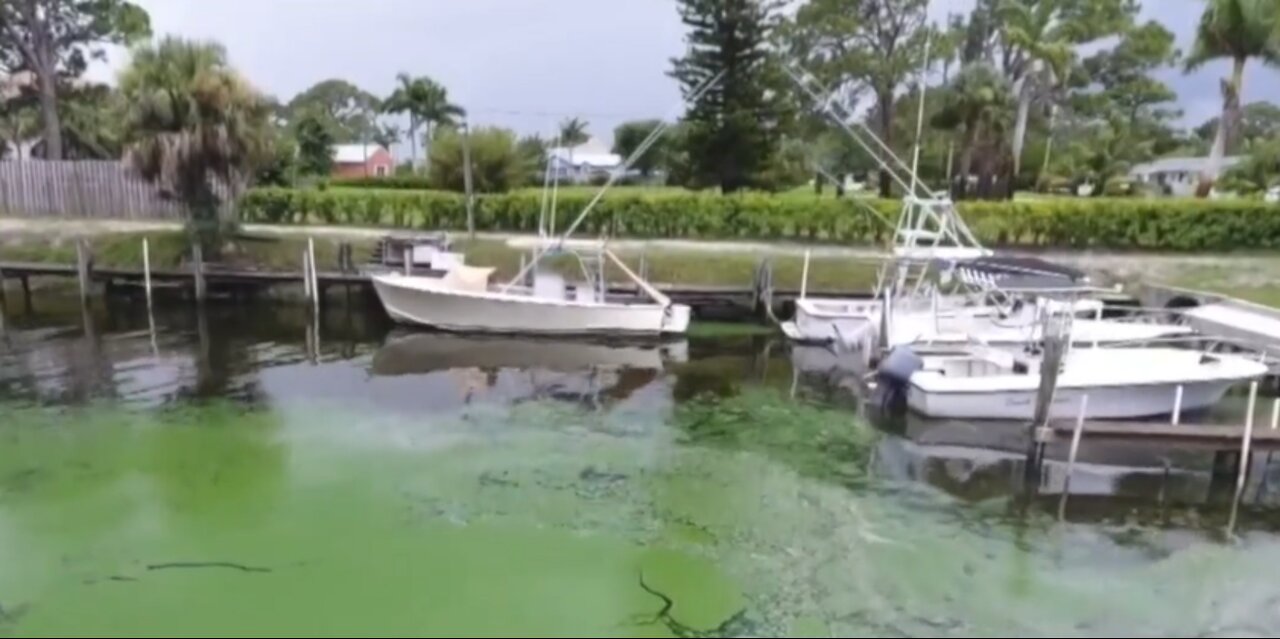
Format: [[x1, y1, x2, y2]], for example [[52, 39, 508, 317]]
[[0, 229, 878, 292]]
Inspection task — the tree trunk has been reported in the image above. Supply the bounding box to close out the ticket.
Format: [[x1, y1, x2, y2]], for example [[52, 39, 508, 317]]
[[877, 93, 894, 198], [409, 117, 420, 174], [423, 121, 433, 176], [956, 126, 978, 200], [1040, 104, 1059, 189], [36, 69, 63, 161], [1201, 56, 1247, 195], [1011, 76, 1031, 185]]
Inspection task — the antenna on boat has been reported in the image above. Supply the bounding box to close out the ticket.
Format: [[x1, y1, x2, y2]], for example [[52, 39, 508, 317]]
[[500, 69, 725, 292]]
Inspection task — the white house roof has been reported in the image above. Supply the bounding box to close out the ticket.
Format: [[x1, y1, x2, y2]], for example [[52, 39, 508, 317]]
[[547, 139, 622, 168], [1130, 155, 1245, 176], [332, 144, 389, 164]]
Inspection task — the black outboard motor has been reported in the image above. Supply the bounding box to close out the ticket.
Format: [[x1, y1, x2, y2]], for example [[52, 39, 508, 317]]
[[874, 345, 923, 413]]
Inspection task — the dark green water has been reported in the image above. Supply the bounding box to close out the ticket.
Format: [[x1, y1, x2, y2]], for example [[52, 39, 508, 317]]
[[3, 298, 1280, 637]]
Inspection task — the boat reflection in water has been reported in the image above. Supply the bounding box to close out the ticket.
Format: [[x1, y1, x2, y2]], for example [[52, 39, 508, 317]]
[[369, 330, 688, 410]]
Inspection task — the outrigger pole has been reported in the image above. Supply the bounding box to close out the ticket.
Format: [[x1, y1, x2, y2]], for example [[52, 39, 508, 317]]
[[500, 69, 725, 294]]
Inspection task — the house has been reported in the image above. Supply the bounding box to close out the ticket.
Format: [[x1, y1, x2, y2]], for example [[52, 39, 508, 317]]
[[331, 143, 394, 179], [1129, 155, 1245, 197], [546, 139, 623, 184]]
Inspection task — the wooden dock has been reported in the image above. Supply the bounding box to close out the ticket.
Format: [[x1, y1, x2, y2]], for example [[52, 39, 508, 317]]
[[1051, 421, 1280, 449], [0, 258, 865, 320]]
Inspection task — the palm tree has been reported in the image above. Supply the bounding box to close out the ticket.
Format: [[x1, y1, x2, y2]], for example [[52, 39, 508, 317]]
[[932, 63, 1014, 199], [120, 36, 271, 247], [558, 116, 589, 164], [382, 73, 464, 174], [1186, 0, 1280, 194], [998, 0, 1078, 181]]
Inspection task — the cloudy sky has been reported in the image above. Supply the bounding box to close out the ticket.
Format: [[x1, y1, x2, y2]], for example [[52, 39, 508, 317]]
[[90, 0, 1280, 144]]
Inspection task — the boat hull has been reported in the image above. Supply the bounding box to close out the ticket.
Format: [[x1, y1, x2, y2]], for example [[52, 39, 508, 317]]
[[372, 275, 691, 336], [907, 378, 1239, 421]]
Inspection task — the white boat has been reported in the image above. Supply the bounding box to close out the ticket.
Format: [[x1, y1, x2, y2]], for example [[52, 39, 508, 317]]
[[783, 293, 1192, 349], [896, 345, 1267, 421], [369, 74, 723, 338], [371, 260, 691, 336]]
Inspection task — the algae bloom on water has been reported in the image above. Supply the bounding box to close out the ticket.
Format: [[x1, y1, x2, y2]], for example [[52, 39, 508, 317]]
[[1, 304, 1279, 637]]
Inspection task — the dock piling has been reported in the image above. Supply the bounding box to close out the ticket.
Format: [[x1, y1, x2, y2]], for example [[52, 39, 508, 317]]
[[403, 247, 412, 277], [75, 239, 92, 304], [1236, 381, 1261, 497], [142, 238, 154, 313], [1172, 385, 1184, 426], [1271, 398, 1280, 431], [800, 250, 811, 301], [20, 275, 30, 314], [192, 243, 206, 303], [308, 238, 320, 316], [1066, 395, 1090, 479], [302, 249, 313, 302]]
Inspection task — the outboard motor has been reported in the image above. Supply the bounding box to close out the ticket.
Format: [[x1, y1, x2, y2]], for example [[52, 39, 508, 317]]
[[874, 345, 923, 413]]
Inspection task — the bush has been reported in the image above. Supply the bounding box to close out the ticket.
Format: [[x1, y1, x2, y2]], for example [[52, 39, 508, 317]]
[[237, 188, 1280, 250], [331, 176, 436, 190], [429, 126, 526, 193]]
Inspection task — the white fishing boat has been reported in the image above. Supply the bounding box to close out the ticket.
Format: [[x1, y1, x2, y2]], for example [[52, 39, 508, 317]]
[[370, 71, 723, 337], [781, 65, 1191, 352], [371, 260, 691, 336], [894, 345, 1267, 421]]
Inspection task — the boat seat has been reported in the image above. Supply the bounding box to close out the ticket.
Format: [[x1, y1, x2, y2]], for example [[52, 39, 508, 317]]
[[439, 265, 495, 293]]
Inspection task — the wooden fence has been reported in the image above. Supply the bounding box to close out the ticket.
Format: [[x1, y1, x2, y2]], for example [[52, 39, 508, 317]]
[[0, 160, 233, 220]]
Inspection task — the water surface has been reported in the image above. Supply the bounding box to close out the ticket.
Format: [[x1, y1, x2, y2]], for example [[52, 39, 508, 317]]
[[2, 298, 1280, 637]]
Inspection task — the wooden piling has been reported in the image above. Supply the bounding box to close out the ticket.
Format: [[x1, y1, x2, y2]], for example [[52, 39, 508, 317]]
[[192, 242, 206, 303], [302, 249, 312, 302], [1066, 395, 1090, 478], [800, 250, 811, 301], [1236, 381, 1260, 497], [308, 238, 320, 316], [20, 275, 31, 314], [142, 237, 154, 313], [1172, 385, 1184, 426], [1272, 399, 1280, 431], [403, 246, 412, 276], [75, 239, 92, 305]]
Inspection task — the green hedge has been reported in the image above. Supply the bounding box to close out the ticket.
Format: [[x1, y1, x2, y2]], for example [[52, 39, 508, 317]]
[[330, 176, 439, 191], [237, 188, 1280, 250]]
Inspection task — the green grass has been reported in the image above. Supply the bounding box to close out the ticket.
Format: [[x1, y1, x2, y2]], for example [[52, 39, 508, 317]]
[[0, 231, 378, 274], [0, 231, 874, 290], [453, 238, 878, 291]]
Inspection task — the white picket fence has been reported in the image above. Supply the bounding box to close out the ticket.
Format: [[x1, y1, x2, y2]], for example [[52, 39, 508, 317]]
[[0, 160, 234, 220]]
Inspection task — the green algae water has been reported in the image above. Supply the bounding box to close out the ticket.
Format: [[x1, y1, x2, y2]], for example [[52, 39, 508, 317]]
[[3, 301, 1280, 637]]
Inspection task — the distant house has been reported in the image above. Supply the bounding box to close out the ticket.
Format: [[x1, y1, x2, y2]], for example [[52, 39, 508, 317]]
[[331, 144, 394, 179], [546, 140, 623, 184], [1129, 156, 1245, 197]]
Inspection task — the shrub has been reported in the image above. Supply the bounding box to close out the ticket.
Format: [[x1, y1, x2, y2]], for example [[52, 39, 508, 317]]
[[237, 188, 1280, 250]]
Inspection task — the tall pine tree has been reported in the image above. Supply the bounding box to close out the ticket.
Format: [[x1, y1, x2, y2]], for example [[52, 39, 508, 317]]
[[669, 0, 789, 192]]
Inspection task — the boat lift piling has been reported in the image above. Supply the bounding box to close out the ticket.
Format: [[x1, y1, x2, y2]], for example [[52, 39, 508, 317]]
[[1172, 385, 1184, 426], [75, 239, 92, 305]]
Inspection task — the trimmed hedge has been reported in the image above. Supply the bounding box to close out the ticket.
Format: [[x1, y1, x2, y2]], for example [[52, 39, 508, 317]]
[[237, 188, 1280, 251], [330, 176, 439, 191]]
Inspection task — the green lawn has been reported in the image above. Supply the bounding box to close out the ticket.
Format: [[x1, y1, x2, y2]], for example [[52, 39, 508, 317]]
[[0, 230, 877, 291]]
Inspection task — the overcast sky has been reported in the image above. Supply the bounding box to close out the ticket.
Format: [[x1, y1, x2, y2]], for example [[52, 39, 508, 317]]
[[89, 0, 1280, 145]]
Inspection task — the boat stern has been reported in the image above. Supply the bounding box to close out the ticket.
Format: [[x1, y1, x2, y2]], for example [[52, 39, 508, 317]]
[[662, 304, 693, 335]]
